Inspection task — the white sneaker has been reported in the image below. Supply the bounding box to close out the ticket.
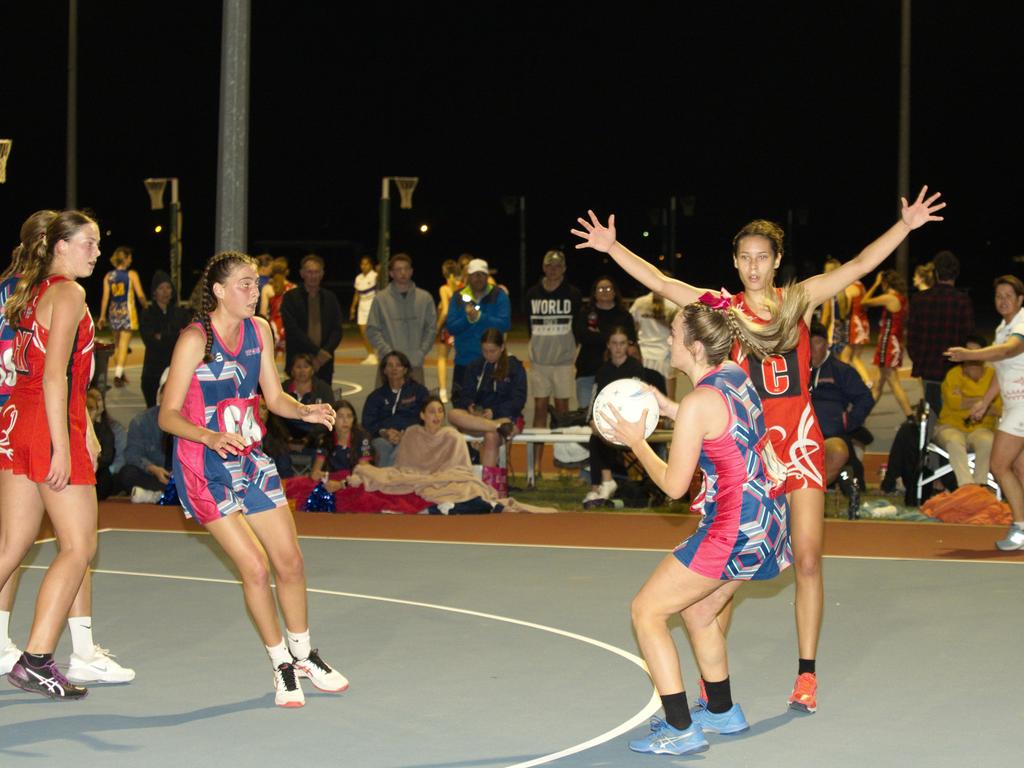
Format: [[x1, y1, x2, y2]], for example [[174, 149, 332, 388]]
[[439, 388, 448, 404], [361, 353, 379, 366], [293, 649, 349, 692], [131, 486, 162, 504], [0, 638, 22, 675], [596, 479, 618, 501], [996, 524, 1024, 551], [273, 662, 305, 707], [582, 489, 602, 505], [67, 645, 136, 683]]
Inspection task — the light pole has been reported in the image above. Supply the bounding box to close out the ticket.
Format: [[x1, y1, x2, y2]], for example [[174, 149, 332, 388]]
[[144, 177, 183, 300], [376, 176, 418, 288]]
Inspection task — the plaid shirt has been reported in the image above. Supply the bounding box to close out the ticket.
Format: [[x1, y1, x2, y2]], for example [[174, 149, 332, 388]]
[[906, 283, 974, 381]]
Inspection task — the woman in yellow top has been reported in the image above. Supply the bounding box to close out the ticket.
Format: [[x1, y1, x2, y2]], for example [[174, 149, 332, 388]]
[[97, 246, 149, 387], [934, 334, 1000, 488]]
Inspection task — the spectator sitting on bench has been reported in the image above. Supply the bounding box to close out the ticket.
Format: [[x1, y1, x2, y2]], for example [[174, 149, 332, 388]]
[[808, 321, 875, 517], [448, 328, 527, 496], [87, 386, 126, 500], [362, 351, 430, 467], [584, 326, 646, 506]]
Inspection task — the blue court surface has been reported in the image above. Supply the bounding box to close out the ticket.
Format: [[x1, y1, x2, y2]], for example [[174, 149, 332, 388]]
[[0, 527, 1020, 767]]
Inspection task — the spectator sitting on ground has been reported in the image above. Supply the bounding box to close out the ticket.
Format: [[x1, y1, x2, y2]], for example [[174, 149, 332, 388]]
[[445, 258, 511, 402], [258, 396, 298, 478], [583, 326, 646, 506], [448, 329, 527, 496], [276, 350, 334, 436], [362, 351, 430, 467], [808, 322, 875, 515], [284, 400, 375, 506], [87, 386, 126, 500], [933, 334, 1001, 489], [116, 372, 172, 503], [365, 252, 437, 386], [139, 270, 190, 408]]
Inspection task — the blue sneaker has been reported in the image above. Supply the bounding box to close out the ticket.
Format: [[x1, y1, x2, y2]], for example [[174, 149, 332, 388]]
[[628, 717, 709, 755], [692, 702, 749, 734]]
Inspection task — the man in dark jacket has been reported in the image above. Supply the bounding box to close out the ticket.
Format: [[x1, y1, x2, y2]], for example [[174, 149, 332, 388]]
[[906, 250, 974, 415], [281, 253, 343, 385], [139, 270, 190, 408]]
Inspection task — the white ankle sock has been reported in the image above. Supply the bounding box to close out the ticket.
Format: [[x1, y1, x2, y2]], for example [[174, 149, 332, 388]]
[[67, 616, 95, 657], [266, 639, 292, 668], [286, 629, 311, 660], [114, 366, 124, 378], [0, 610, 11, 645]]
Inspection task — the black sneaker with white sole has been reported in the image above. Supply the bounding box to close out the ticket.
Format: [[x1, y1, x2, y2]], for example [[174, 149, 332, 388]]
[[7, 656, 88, 700]]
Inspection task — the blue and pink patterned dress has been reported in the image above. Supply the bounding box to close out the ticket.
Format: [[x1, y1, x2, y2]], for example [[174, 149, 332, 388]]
[[673, 361, 791, 581]]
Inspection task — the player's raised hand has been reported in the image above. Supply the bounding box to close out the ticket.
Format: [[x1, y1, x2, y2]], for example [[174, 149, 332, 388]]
[[901, 186, 945, 230], [571, 210, 616, 253]]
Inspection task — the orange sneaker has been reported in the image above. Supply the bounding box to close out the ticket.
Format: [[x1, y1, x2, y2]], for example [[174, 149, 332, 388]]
[[788, 672, 817, 712]]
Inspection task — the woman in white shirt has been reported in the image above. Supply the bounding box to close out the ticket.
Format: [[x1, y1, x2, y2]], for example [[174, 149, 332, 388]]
[[350, 256, 378, 365], [946, 274, 1024, 550]]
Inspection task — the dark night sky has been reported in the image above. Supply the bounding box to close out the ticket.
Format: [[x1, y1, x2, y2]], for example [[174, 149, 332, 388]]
[[3, 2, 1022, 323]]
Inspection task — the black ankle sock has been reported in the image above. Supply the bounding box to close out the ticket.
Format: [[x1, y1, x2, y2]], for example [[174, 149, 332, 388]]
[[703, 677, 733, 714], [661, 691, 692, 730], [798, 658, 816, 676], [24, 652, 52, 669]]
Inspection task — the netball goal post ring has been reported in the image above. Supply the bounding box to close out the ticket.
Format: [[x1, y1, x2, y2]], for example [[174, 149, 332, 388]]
[[0, 140, 12, 184], [392, 176, 419, 209], [144, 177, 168, 210]]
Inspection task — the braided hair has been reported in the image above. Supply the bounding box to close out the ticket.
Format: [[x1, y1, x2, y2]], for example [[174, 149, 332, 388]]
[[193, 251, 257, 363], [682, 283, 808, 366]]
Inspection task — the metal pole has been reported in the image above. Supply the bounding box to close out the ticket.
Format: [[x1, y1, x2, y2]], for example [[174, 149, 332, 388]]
[[896, 0, 911, 281], [65, 0, 77, 209], [169, 178, 182, 300], [668, 195, 677, 275], [215, 0, 251, 252], [518, 195, 527, 312], [377, 177, 391, 288]]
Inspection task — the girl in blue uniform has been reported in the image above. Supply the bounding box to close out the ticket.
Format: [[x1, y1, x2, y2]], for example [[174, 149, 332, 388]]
[[602, 287, 806, 756], [98, 246, 148, 387], [159, 251, 346, 708]]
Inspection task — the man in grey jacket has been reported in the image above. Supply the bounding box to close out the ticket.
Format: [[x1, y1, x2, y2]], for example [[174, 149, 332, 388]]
[[365, 252, 437, 385]]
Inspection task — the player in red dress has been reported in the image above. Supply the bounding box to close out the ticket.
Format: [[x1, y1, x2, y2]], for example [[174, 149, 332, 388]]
[[0, 211, 103, 700], [573, 186, 945, 712], [863, 269, 914, 419]]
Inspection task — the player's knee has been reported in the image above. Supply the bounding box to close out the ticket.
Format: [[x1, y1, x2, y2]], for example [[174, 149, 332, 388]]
[[793, 550, 821, 579], [274, 548, 305, 583], [239, 558, 272, 589]]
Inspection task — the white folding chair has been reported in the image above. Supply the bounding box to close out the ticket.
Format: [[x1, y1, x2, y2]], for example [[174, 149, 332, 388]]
[[916, 401, 1001, 504]]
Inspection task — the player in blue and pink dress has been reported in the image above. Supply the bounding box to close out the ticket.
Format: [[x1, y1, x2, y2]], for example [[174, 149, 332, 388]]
[[159, 251, 346, 708], [602, 288, 806, 756], [575, 187, 945, 713]]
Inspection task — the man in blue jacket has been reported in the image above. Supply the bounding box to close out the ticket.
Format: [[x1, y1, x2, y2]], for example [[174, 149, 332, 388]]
[[445, 259, 511, 401], [809, 322, 875, 518]]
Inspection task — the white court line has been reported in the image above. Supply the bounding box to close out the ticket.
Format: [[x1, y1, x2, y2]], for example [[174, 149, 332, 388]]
[[94, 527, 1024, 565], [19, 560, 660, 767], [332, 378, 363, 397]]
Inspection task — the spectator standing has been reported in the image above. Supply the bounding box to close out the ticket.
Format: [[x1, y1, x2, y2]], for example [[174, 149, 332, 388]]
[[280, 253, 343, 386], [435, 259, 461, 403], [525, 249, 582, 477], [365, 252, 436, 386], [907, 250, 974, 415], [139, 270, 190, 408], [349, 255, 378, 365], [630, 288, 680, 400], [574, 276, 637, 410], [362, 351, 430, 467], [445, 258, 511, 401]]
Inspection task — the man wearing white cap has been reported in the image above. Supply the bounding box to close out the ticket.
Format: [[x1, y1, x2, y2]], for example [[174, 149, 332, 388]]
[[445, 258, 511, 401]]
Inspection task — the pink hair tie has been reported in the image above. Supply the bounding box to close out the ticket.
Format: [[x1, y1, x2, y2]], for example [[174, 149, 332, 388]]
[[697, 289, 732, 311]]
